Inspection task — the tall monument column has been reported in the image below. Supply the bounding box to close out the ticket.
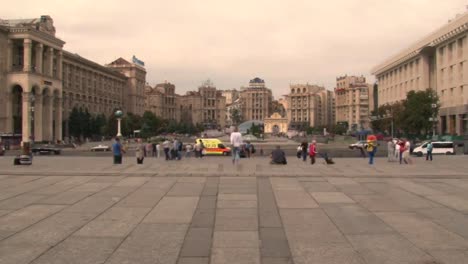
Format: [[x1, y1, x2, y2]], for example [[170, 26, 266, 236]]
[[35, 43, 43, 74], [21, 92, 31, 143], [54, 97, 63, 142], [34, 94, 43, 141], [23, 39, 32, 72]]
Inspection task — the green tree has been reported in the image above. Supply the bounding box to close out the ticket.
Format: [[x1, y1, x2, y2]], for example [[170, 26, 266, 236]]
[[68, 107, 82, 138], [401, 89, 439, 136], [229, 108, 242, 125]]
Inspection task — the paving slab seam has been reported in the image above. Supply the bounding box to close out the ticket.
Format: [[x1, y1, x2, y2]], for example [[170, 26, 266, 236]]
[[99, 175, 179, 264], [23, 174, 162, 263]]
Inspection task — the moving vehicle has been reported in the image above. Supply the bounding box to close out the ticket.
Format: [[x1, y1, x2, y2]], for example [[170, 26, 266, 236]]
[[91, 144, 111, 152], [412, 141, 454, 157], [349, 141, 368, 150], [32, 145, 61, 155], [197, 138, 231, 156]]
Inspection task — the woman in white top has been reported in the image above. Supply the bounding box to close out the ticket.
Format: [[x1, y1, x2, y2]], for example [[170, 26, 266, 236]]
[[230, 127, 243, 165], [403, 140, 412, 164]]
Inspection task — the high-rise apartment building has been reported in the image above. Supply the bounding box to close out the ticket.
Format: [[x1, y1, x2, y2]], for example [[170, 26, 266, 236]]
[[239, 77, 273, 121], [286, 84, 334, 129], [144, 82, 179, 121], [371, 11, 467, 135], [334, 75, 370, 131], [179, 80, 226, 128]]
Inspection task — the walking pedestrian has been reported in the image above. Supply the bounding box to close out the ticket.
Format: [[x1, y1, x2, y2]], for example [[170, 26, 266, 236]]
[[426, 141, 433, 161], [403, 140, 412, 164], [395, 141, 401, 161], [145, 142, 152, 158], [152, 143, 157, 157], [230, 126, 243, 165], [301, 141, 308, 162], [245, 141, 252, 158], [387, 139, 395, 162], [163, 139, 170, 161], [112, 137, 125, 164], [185, 144, 193, 158], [156, 143, 161, 158], [135, 139, 145, 164], [309, 140, 317, 165]]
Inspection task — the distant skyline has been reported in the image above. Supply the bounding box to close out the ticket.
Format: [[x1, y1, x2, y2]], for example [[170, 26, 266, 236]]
[[1, 0, 467, 99]]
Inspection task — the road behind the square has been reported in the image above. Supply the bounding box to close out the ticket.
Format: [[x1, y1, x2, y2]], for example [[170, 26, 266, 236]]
[[0, 155, 468, 264]]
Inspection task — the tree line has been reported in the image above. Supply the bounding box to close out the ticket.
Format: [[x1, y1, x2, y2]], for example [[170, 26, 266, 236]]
[[68, 107, 205, 140], [370, 89, 440, 138]]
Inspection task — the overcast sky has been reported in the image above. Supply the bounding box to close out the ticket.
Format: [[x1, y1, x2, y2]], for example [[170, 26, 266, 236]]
[[2, 0, 467, 98]]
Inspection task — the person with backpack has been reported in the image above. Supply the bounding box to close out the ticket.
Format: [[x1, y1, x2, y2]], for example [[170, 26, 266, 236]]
[[367, 140, 377, 165], [426, 141, 433, 161], [309, 140, 317, 165]]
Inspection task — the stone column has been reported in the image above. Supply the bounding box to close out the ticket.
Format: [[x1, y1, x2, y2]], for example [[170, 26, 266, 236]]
[[54, 97, 63, 142], [57, 50, 63, 80], [23, 39, 32, 72], [456, 114, 462, 136], [4, 93, 13, 133], [42, 95, 53, 142], [34, 94, 43, 141], [7, 40, 13, 72], [47, 47, 54, 77], [22, 92, 31, 142], [420, 54, 430, 90], [35, 43, 43, 74]]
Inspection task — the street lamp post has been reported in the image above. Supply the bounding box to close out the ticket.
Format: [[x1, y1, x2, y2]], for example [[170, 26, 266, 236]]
[[115, 110, 123, 138]]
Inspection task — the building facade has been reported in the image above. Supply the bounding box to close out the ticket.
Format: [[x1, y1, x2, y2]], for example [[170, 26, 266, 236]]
[[286, 84, 334, 129], [334, 76, 370, 131], [0, 16, 65, 142], [144, 82, 179, 121], [371, 11, 467, 135], [179, 80, 226, 128], [221, 89, 239, 105], [0, 15, 147, 142], [240, 77, 273, 121]]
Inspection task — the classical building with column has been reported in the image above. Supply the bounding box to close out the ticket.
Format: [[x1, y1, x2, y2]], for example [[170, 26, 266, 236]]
[[0, 16, 65, 143], [286, 84, 335, 129], [334, 75, 370, 131], [371, 11, 467, 135], [0, 16, 147, 143], [239, 77, 273, 121]]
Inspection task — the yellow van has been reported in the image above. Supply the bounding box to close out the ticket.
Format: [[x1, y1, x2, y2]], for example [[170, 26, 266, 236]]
[[196, 138, 231, 156]]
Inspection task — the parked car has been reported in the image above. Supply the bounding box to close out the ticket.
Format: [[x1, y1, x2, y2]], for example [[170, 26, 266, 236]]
[[32, 145, 61, 155], [349, 141, 368, 150], [91, 144, 111, 152], [412, 141, 455, 157]]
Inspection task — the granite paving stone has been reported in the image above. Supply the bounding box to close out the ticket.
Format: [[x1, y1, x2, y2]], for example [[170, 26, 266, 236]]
[[417, 207, 468, 240], [62, 195, 120, 213], [376, 212, 468, 250], [215, 208, 258, 231], [347, 233, 435, 264], [116, 188, 165, 208], [217, 200, 257, 208], [177, 257, 210, 264], [30, 237, 122, 264], [197, 196, 217, 209], [0, 204, 65, 233], [301, 181, 337, 192], [180, 228, 213, 257], [114, 177, 150, 187], [426, 194, 468, 212], [213, 231, 259, 248], [261, 257, 293, 264], [0, 209, 12, 217], [143, 196, 199, 224], [290, 243, 365, 264], [5, 212, 96, 246], [310, 192, 356, 204], [105, 223, 188, 264], [191, 208, 216, 228], [0, 241, 50, 264], [211, 247, 260, 264], [273, 189, 319, 209], [74, 207, 150, 238], [259, 228, 290, 258], [323, 204, 394, 235], [167, 182, 205, 196], [0, 193, 48, 210], [37, 191, 96, 205], [428, 249, 468, 264]]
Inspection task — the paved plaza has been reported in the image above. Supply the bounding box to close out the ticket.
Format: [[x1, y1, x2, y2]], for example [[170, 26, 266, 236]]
[[0, 156, 468, 263]]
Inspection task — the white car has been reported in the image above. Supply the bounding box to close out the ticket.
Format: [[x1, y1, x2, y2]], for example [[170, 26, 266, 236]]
[[412, 141, 454, 157], [91, 145, 110, 152], [349, 141, 367, 150]]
